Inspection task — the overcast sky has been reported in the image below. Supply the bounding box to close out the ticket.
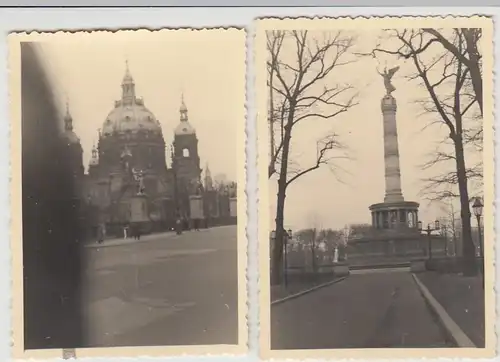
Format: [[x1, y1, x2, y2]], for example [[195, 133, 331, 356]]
[[267, 29, 482, 231], [37, 29, 245, 183]]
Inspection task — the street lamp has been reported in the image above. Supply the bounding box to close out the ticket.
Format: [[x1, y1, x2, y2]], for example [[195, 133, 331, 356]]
[[283, 229, 292, 288], [441, 224, 448, 257], [472, 197, 484, 289], [418, 219, 440, 260], [472, 197, 484, 258], [171, 144, 182, 235]]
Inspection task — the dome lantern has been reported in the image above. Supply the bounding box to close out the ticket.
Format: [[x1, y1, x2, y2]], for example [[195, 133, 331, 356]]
[[121, 59, 136, 106]]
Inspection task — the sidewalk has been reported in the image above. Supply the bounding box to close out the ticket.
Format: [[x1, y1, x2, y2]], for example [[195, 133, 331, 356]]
[[418, 271, 485, 347], [84, 231, 177, 249], [271, 274, 339, 302], [84, 225, 232, 249]]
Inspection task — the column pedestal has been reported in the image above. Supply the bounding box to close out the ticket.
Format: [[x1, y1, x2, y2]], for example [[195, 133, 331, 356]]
[[229, 197, 237, 218], [189, 194, 204, 228]]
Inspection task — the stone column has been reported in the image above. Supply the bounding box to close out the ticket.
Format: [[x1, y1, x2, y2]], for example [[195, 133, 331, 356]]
[[189, 195, 204, 220], [381, 95, 404, 203], [130, 194, 149, 223], [229, 197, 237, 218]]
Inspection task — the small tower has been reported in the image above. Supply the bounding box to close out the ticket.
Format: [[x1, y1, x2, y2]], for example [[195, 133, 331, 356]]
[[64, 101, 74, 132], [88, 142, 99, 177], [204, 163, 213, 191], [61, 101, 84, 196], [173, 93, 201, 194]]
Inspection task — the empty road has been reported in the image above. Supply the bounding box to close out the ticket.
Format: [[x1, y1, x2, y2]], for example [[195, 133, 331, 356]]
[[271, 269, 453, 349], [81, 225, 239, 347]]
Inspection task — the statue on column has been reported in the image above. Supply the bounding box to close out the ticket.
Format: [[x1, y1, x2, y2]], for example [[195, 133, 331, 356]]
[[378, 66, 400, 95]]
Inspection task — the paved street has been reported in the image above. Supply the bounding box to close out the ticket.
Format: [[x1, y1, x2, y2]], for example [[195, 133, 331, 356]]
[[271, 269, 454, 349], [81, 225, 238, 347]]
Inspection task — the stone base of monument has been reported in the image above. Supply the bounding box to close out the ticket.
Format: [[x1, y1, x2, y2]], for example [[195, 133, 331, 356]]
[[333, 262, 350, 277], [129, 194, 151, 235], [346, 229, 446, 268], [130, 194, 149, 222], [410, 259, 427, 273]]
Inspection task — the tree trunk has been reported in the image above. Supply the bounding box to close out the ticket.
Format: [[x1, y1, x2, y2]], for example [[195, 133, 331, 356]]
[[454, 135, 477, 275], [463, 29, 483, 115], [272, 181, 286, 285], [311, 241, 317, 274], [271, 118, 293, 285]]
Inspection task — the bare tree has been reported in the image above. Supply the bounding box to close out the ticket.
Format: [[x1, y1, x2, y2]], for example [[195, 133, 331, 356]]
[[267, 30, 358, 284], [439, 198, 461, 256], [318, 228, 343, 254], [373, 28, 482, 275], [347, 223, 373, 240], [295, 228, 318, 273]]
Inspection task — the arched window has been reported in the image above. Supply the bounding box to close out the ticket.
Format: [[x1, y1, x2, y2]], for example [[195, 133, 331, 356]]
[[183, 148, 190, 157]]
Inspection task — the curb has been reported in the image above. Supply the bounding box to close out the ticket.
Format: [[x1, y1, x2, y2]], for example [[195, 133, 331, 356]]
[[412, 273, 476, 348], [271, 276, 348, 306]]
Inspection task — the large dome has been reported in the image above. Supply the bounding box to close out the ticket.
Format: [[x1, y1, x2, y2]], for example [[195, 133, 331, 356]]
[[102, 99, 162, 136], [101, 62, 162, 137]]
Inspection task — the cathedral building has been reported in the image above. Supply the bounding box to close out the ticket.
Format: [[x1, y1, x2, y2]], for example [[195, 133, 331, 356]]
[[62, 63, 237, 238]]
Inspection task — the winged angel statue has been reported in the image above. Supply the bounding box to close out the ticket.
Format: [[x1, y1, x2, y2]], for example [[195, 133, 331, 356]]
[[378, 66, 400, 95]]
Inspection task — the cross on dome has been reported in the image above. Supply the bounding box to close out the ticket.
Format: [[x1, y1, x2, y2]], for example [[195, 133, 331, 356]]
[[180, 93, 188, 116], [123, 58, 134, 84]]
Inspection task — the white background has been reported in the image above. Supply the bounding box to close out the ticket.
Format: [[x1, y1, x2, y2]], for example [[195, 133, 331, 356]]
[[0, 6, 498, 362]]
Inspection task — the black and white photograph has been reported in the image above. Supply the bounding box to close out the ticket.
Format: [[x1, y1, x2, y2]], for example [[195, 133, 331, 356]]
[[257, 17, 495, 359], [10, 29, 247, 358]]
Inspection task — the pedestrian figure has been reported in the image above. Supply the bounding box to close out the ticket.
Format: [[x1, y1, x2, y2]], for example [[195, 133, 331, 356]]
[[175, 218, 183, 235], [97, 223, 105, 244], [132, 223, 141, 240]]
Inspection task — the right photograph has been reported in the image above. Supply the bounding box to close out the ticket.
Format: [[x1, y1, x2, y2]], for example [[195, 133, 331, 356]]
[[257, 16, 495, 360]]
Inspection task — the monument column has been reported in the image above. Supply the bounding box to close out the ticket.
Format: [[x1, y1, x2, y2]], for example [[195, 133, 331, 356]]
[[381, 94, 404, 203]]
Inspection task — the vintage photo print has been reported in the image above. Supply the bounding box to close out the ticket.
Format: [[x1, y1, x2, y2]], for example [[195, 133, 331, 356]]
[[9, 28, 247, 358], [257, 16, 495, 359]]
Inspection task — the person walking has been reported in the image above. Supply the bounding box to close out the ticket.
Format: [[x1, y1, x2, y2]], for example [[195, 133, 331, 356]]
[[97, 223, 105, 244], [175, 218, 183, 235]]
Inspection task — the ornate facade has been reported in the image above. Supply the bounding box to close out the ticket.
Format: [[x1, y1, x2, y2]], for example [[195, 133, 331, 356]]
[[63, 63, 237, 238]]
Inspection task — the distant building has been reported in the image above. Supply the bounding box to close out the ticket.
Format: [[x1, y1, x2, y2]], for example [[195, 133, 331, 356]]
[[63, 63, 237, 238]]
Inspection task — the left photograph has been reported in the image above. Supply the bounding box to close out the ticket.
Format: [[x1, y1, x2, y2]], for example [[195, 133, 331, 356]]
[[9, 29, 247, 358]]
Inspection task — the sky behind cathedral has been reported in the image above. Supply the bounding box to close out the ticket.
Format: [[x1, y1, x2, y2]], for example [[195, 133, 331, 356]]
[[266, 29, 483, 231], [37, 29, 245, 183]]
